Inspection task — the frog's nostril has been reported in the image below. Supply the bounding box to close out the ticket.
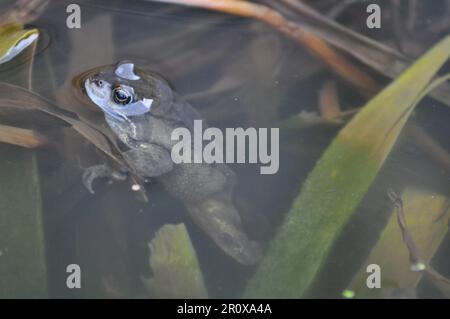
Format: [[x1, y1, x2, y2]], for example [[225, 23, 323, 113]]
[[91, 77, 104, 88]]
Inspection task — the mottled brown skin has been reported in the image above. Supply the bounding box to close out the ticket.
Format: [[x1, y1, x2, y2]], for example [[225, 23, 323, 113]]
[[83, 62, 261, 265]]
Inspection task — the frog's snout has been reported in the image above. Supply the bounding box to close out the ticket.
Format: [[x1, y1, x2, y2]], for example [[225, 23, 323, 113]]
[[84, 77, 108, 101], [90, 76, 105, 88]]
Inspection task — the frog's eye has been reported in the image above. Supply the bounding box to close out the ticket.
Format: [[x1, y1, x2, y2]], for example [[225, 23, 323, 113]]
[[112, 86, 133, 105]]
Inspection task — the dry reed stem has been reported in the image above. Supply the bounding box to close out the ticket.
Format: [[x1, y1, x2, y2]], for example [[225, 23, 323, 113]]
[[0, 124, 47, 148]]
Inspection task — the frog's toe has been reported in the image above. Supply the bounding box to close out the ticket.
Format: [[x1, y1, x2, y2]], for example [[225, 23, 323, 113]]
[[82, 164, 112, 194], [82, 168, 99, 194]]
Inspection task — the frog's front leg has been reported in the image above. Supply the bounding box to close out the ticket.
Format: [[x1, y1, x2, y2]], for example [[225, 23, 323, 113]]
[[82, 164, 128, 194], [82, 144, 173, 194]]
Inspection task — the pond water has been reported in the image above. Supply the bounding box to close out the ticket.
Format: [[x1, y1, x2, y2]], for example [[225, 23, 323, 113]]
[[0, 0, 449, 298]]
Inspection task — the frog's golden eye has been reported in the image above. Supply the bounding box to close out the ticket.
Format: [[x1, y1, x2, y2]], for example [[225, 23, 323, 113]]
[[112, 86, 132, 105]]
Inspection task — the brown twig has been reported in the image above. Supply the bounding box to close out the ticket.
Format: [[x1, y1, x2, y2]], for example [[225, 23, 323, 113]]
[[319, 80, 341, 121], [387, 189, 423, 267], [149, 0, 378, 94], [0, 124, 48, 149]]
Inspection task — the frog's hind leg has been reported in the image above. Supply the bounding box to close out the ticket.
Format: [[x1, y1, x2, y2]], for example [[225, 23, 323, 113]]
[[186, 195, 262, 266]]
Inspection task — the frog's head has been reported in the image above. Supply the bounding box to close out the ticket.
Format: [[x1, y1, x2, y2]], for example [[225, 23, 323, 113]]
[[83, 61, 173, 123]]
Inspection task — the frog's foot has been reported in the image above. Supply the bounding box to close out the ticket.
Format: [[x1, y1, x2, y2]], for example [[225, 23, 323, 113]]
[[82, 164, 128, 194], [187, 198, 263, 266]]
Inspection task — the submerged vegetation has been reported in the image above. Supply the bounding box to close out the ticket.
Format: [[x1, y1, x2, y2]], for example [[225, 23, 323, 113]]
[[246, 35, 450, 297], [0, 0, 449, 298]]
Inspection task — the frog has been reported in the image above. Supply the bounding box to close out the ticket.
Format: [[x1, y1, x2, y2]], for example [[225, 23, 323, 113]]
[[82, 61, 262, 265]]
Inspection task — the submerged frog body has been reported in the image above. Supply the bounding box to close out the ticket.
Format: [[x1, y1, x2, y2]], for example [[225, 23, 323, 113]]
[[82, 61, 261, 265]]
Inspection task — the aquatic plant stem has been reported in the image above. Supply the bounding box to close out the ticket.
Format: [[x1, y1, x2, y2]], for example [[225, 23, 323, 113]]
[[0, 124, 47, 149], [149, 0, 378, 93]]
